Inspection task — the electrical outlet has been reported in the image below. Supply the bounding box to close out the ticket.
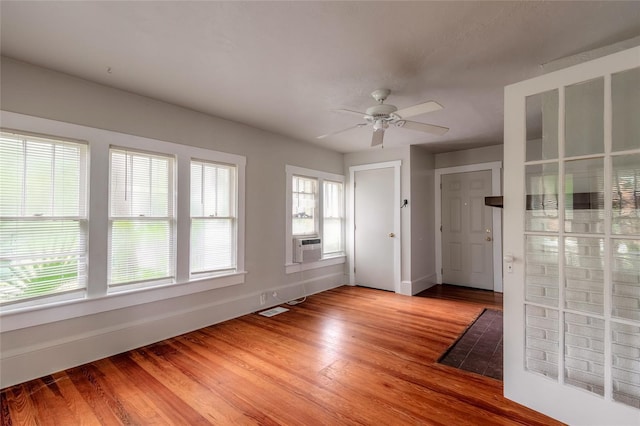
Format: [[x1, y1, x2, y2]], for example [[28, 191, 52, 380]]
[[260, 293, 267, 305]]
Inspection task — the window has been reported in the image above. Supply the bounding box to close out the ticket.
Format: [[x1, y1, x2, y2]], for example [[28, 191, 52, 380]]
[[286, 165, 345, 270], [108, 148, 175, 288], [323, 180, 344, 254], [292, 175, 318, 236], [0, 131, 88, 305], [191, 160, 236, 277]]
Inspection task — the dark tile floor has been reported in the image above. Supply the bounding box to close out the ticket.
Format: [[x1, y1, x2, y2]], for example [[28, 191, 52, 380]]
[[439, 308, 503, 380]]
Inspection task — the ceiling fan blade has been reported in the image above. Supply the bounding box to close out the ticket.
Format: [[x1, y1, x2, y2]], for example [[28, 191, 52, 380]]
[[394, 101, 443, 119], [333, 108, 368, 118], [396, 120, 449, 135], [371, 129, 385, 146], [317, 123, 367, 139]]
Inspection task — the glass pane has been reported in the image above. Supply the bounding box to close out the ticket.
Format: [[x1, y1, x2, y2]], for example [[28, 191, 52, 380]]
[[525, 235, 559, 306], [525, 305, 559, 380], [612, 67, 640, 152], [323, 218, 341, 254], [611, 322, 640, 408], [612, 239, 640, 321], [0, 220, 86, 303], [564, 237, 604, 315], [565, 78, 604, 157], [526, 90, 558, 161], [110, 149, 172, 218], [191, 218, 234, 273], [292, 175, 317, 235], [525, 163, 559, 232], [109, 220, 173, 285], [612, 154, 640, 235], [564, 313, 604, 397], [564, 158, 604, 234]]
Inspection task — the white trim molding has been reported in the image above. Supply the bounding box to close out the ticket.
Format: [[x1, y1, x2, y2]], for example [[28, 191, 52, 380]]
[[434, 161, 503, 292]]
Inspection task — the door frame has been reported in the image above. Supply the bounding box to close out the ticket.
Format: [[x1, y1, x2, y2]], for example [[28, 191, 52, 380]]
[[435, 161, 503, 292], [348, 161, 401, 293], [503, 46, 640, 425]]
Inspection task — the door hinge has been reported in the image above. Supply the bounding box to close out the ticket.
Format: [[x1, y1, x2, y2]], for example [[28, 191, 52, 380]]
[[354, 267, 356, 274], [441, 268, 443, 274], [440, 225, 442, 232]]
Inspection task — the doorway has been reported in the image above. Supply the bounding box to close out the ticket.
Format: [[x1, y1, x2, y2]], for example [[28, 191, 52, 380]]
[[349, 161, 401, 293], [441, 170, 494, 290], [435, 161, 503, 292]]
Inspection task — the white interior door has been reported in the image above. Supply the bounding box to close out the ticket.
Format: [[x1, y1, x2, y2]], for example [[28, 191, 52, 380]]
[[441, 170, 494, 290], [504, 46, 640, 425], [354, 167, 395, 292]]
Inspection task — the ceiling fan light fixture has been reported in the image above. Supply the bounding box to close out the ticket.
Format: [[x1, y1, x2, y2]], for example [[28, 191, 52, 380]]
[[372, 119, 388, 132]]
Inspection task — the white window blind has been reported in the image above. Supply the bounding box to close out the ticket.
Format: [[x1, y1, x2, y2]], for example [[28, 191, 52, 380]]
[[323, 180, 344, 254], [190, 160, 236, 276], [0, 131, 88, 304], [108, 148, 175, 287], [292, 175, 317, 236]]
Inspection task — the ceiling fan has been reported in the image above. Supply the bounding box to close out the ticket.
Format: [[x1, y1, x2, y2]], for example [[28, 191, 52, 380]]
[[317, 88, 449, 147]]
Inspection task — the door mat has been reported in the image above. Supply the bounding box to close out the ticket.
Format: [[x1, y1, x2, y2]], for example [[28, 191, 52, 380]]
[[438, 308, 503, 381]]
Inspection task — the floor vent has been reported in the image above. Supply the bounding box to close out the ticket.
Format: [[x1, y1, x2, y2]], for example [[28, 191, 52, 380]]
[[258, 306, 289, 317]]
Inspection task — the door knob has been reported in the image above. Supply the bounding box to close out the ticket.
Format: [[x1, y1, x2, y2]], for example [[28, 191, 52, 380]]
[[389, 233, 395, 238], [486, 236, 492, 241]]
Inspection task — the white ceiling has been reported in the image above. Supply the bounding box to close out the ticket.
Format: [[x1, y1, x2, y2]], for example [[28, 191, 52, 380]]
[[1, 1, 639, 153]]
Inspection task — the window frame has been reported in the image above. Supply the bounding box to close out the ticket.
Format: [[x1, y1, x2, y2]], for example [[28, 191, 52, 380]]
[[107, 147, 176, 291], [285, 165, 346, 274], [190, 159, 238, 278], [0, 129, 89, 307], [0, 112, 246, 331]]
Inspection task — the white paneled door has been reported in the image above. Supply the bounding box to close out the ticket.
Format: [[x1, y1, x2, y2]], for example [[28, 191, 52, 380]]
[[503, 46, 640, 425], [441, 170, 494, 290]]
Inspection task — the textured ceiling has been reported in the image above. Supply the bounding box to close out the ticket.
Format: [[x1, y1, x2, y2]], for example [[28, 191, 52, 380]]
[[1, 1, 639, 153]]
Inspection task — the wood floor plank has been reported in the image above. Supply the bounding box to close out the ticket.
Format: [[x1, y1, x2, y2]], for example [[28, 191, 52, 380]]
[[1, 285, 564, 425]]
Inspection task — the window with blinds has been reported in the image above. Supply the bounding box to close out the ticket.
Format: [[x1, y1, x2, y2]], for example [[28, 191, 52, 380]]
[[190, 160, 236, 277], [323, 180, 344, 254], [0, 131, 88, 304], [292, 175, 318, 236], [108, 148, 175, 288]]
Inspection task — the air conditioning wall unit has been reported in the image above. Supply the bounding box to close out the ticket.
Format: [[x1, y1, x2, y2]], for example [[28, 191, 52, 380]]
[[293, 237, 322, 263]]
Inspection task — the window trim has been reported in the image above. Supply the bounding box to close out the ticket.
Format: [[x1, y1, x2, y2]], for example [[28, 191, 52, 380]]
[[285, 165, 346, 274], [0, 111, 246, 332]]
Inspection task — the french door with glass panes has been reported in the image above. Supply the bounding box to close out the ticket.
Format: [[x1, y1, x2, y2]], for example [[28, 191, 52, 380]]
[[503, 46, 640, 425]]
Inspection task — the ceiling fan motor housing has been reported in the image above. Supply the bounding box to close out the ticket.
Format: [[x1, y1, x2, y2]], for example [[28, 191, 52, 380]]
[[365, 103, 398, 120]]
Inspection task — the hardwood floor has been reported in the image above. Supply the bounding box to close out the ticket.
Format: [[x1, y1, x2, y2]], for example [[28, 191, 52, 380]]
[[1, 285, 562, 425], [416, 283, 504, 309]]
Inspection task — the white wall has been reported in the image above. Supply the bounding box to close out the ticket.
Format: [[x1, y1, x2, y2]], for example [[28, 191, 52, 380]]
[[0, 57, 347, 387]]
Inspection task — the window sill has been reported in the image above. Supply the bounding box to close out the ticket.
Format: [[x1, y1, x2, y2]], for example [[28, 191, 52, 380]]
[[0, 271, 247, 332], [285, 255, 346, 274]]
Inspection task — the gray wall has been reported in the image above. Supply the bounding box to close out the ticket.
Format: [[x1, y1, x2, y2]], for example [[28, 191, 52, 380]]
[[435, 144, 503, 169], [409, 146, 437, 293], [0, 57, 347, 387]]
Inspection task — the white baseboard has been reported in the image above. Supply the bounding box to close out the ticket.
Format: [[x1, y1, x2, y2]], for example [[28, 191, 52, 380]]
[[407, 274, 437, 295], [0, 273, 344, 388]]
